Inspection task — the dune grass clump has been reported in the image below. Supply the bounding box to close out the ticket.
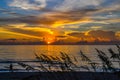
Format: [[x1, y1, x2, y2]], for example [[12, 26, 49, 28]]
[[16, 45, 120, 80], [16, 45, 120, 73], [17, 52, 78, 72], [79, 50, 99, 72], [34, 52, 78, 72], [79, 45, 120, 72]]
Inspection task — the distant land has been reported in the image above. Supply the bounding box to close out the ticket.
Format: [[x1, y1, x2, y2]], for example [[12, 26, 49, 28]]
[[0, 41, 120, 45]]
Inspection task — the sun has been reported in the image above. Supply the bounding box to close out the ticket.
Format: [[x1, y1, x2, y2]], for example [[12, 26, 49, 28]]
[[47, 41, 51, 44], [43, 32, 56, 44], [44, 36, 56, 44]]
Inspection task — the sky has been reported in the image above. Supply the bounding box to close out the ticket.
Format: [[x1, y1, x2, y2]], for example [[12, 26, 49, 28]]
[[0, 0, 120, 44]]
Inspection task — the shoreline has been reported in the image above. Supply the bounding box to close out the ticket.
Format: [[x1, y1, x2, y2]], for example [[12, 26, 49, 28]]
[[0, 71, 119, 80], [0, 44, 120, 46]]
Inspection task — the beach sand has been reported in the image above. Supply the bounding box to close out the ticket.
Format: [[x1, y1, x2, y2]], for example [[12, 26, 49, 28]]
[[0, 72, 119, 80]]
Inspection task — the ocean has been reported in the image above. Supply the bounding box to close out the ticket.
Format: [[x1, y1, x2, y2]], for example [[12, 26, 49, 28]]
[[0, 45, 119, 71], [0, 45, 118, 60]]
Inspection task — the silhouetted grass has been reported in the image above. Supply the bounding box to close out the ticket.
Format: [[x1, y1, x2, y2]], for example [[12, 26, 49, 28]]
[[16, 45, 120, 73], [79, 45, 120, 72], [16, 45, 120, 80], [35, 52, 78, 72]]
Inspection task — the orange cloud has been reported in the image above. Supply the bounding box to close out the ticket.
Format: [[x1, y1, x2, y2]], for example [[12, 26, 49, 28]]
[[39, 10, 94, 27], [0, 28, 42, 39], [116, 32, 120, 40], [67, 30, 118, 42], [87, 30, 117, 41]]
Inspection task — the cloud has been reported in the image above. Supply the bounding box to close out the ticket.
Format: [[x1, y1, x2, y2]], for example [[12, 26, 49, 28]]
[[87, 30, 117, 41], [6, 38, 17, 41], [0, 8, 24, 17], [9, 0, 46, 10], [54, 0, 104, 11], [56, 35, 67, 38], [0, 28, 42, 39], [116, 32, 120, 40], [0, 8, 97, 27], [67, 30, 118, 41], [78, 22, 120, 32], [3, 27, 53, 39], [67, 32, 85, 37], [1, 0, 119, 34], [90, 26, 102, 29]]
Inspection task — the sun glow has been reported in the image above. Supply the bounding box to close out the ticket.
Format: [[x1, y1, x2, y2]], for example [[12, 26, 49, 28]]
[[45, 37, 54, 44], [47, 41, 51, 44], [44, 35, 56, 44]]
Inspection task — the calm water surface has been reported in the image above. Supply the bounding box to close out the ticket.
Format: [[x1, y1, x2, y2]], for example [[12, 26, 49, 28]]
[[0, 45, 118, 60], [0, 45, 119, 70]]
